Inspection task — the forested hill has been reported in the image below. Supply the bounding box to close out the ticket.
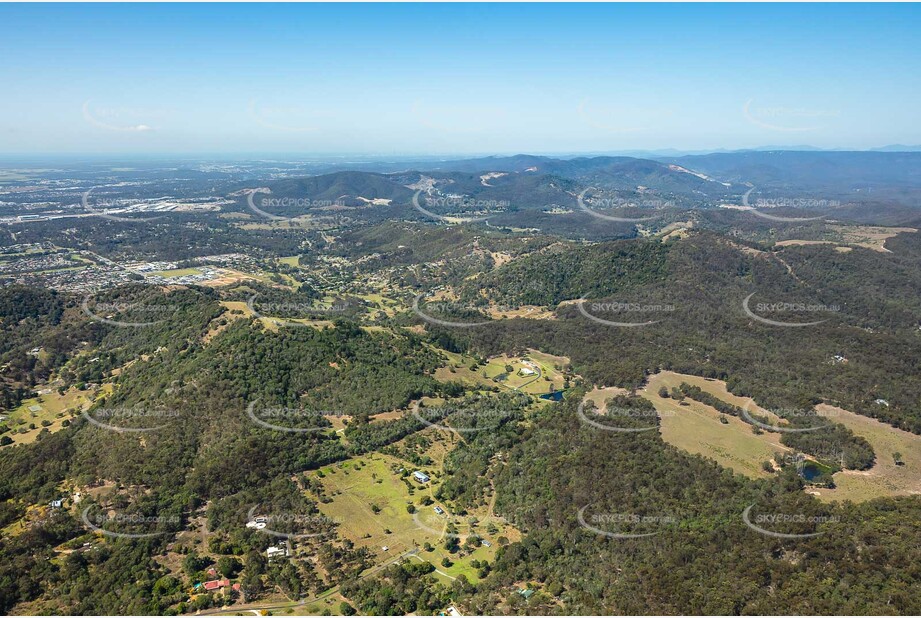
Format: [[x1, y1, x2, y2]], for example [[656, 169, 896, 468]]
[[448, 230, 921, 433], [0, 304, 458, 614], [2, 219, 921, 615], [466, 394, 921, 615]]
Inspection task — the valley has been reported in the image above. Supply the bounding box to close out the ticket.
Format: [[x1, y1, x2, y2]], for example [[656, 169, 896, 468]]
[[2, 152, 921, 616]]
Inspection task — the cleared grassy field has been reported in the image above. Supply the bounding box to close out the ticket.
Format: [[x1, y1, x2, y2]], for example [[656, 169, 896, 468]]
[[227, 294, 335, 331], [258, 317, 334, 333], [434, 349, 566, 396], [1, 385, 108, 446], [203, 301, 256, 342], [200, 268, 260, 288], [354, 293, 402, 318], [637, 371, 921, 500], [220, 300, 254, 316], [581, 386, 630, 409], [810, 404, 921, 502], [484, 305, 557, 320], [777, 225, 917, 253], [150, 267, 203, 278], [315, 452, 509, 584], [640, 372, 790, 479]]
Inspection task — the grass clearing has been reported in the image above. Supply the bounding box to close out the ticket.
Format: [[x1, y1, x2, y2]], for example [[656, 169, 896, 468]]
[[316, 454, 436, 559], [315, 452, 511, 584], [809, 404, 921, 502], [640, 372, 789, 479], [199, 268, 260, 287], [777, 225, 917, 253], [278, 255, 302, 267], [150, 267, 203, 278], [203, 301, 256, 342], [637, 371, 921, 499], [434, 349, 567, 396], [1, 385, 108, 446]]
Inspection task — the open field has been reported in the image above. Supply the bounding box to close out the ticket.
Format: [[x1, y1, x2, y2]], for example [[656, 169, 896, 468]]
[[434, 349, 566, 396], [315, 452, 510, 584], [259, 317, 334, 332], [774, 240, 853, 253], [219, 300, 253, 317], [354, 292, 402, 318], [1, 385, 110, 446], [484, 304, 557, 320], [222, 296, 336, 332], [200, 268, 260, 287], [634, 371, 921, 499], [640, 372, 789, 479], [203, 301, 254, 342], [581, 385, 630, 409], [809, 404, 921, 502], [776, 225, 917, 253], [150, 267, 203, 278]]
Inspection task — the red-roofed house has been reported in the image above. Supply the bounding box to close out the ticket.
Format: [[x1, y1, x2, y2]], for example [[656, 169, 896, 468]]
[[203, 579, 230, 591]]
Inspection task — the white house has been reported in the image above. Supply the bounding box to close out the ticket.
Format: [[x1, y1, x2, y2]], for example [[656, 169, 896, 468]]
[[267, 545, 288, 559]]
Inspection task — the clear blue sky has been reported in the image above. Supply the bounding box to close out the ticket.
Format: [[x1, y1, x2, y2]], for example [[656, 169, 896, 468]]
[[1, 3, 918, 155]]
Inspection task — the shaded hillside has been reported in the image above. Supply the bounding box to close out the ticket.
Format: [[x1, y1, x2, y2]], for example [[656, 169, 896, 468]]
[[440, 231, 921, 433]]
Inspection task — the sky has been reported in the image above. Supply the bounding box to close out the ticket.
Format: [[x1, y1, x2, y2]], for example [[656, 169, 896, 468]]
[[0, 3, 919, 156]]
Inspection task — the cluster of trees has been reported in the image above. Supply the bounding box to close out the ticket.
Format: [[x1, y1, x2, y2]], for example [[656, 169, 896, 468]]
[[0, 299, 460, 613], [339, 560, 457, 616], [0, 286, 99, 415], [443, 232, 921, 434], [3, 220, 921, 614], [3, 213, 309, 261], [675, 383, 875, 470], [460, 393, 921, 615]]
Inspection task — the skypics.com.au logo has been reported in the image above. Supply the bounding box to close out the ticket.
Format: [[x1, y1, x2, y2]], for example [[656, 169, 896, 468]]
[[245, 505, 340, 540], [82, 100, 166, 133], [412, 510, 509, 541], [246, 293, 352, 327], [742, 98, 840, 133], [411, 295, 501, 329], [82, 294, 176, 328], [82, 187, 164, 223], [577, 188, 669, 224], [412, 190, 509, 224], [742, 504, 840, 540], [577, 400, 674, 433], [246, 401, 344, 434], [246, 189, 342, 221], [740, 401, 838, 434], [740, 186, 834, 223], [82, 507, 180, 539], [742, 293, 840, 328], [577, 505, 677, 539], [576, 298, 676, 328], [411, 401, 519, 434], [83, 405, 180, 433]]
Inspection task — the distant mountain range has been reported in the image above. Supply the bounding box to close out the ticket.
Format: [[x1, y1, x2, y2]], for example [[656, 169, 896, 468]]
[[237, 150, 921, 233]]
